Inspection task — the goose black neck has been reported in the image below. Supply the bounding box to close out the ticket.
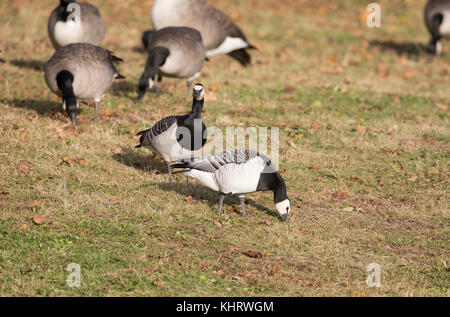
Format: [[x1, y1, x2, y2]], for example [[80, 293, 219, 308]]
[[257, 170, 288, 203], [191, 98, 204, 119], [138, 47, 169, 98], [56, 70, 75, 99]]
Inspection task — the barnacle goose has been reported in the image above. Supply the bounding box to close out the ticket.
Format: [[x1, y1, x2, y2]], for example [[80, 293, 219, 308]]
[[151, 0, 255, 66], [44, 43, 124, 124], [48, 0, 105, 50], [136, 84, 207, 180], [137, 27, 206, 101], [170, 150, 291, 221], [425, 0, 450, 56]]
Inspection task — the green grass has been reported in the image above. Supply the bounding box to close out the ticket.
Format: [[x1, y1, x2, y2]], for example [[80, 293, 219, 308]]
[[0, 0, 449, 296]]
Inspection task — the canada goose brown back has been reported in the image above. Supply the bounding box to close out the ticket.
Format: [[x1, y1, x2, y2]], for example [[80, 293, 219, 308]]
[[48, 0, 105, 49], [151, 0, 254, 66], [44, 43, 122, 124], [138, 27, 206, 101]]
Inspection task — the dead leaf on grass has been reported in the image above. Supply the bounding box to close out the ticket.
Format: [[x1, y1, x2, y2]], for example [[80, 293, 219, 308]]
[[33, 214, 45, 225], [242, 250, 263, 258]]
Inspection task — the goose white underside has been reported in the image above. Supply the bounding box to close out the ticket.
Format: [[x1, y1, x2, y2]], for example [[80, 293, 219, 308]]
[[184, 169, 220, 192], [54, 21, 84, 47], [206, 37, 249, 57], [149, 123, 199, 162]]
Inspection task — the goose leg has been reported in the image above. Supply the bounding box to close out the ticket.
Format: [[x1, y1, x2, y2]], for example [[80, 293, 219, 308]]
[[216, 194, 226, 214], [239, 195, 248, 217], [93, 100, 100, 122], [166, 161, 173, 183], [155, 75, 162, 98], [185, 79, 192, 101]]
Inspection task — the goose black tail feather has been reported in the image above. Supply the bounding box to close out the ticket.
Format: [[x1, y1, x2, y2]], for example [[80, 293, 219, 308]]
[[228, 49, 251, 67], [110, 54, 124, 63]]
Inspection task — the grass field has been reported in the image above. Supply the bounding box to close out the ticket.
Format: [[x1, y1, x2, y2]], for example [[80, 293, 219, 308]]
[[0, 0, 448, 296]]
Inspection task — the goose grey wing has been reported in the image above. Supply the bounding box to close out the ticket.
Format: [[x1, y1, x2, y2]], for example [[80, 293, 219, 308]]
[[136, 116, 177, 147]]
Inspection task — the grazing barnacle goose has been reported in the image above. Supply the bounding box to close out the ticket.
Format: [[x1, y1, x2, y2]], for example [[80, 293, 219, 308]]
[[136, 84, 207, 180], [48, 0, 105, 50], [151, 0, 255, 66], [425, 0, 450, 57], [169, 150, 291, 221], [44, 43, 124, 124], [137, 27, 206, 101]]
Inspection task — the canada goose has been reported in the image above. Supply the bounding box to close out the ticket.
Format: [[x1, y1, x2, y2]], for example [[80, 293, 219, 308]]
[[137, 27, 206, 101], [48, 0, 105, 50], [151, 0, 255, 66], [170, 150, 291, 221], [136, 84, 207, 180], [425, 0, 450, 56], [44, 43, 124, 124]]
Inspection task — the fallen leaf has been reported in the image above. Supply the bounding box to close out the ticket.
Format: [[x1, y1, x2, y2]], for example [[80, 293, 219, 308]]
[[342, 206, 354, 212], [184, 196, 193, 203], [436, 104, 448, 111], [19, 224, 30, 231], [214, 221, 223, 228], [271, 265, 280, 276], [242, 250, 263, 258], [112, 146, 122, 155], [310, 122, 321, 131], [356, 125, 366, 134], [308, 164, 320, 170], [403, 69, 415, 79], [0, 191, 9, 196], [228, 246, 240, 252], [282, 85, 297, 94], [152, 280, 166, 287], [33, 214, 45, 225], [258, 220, 271, 225], [332, 191, 349, 200], [379, 178, 388, 185], [63, 157, 86, 165]]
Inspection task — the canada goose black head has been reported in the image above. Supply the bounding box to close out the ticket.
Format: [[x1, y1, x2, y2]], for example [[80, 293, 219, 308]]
[[137, 46, 169, 102], [56, 70, 78, 125], [60, 0, 78, 21]]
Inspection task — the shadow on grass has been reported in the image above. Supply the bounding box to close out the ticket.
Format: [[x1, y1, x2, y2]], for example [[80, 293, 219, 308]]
[[369, 40, 428, 58], [153, 181, 279, 219], [111, 80, 137, 99], [10, 59, 45, 71], [112, 148, 169, 174], [3, 98, 62, 116]]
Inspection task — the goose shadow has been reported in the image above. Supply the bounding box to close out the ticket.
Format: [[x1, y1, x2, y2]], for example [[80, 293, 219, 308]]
[[111, 80, 137, 99], [369, 40, 428, 58], [152, 181, 280, 219], [112, 148, 169, 174], [4, 98, 64, 117], [10, 59, 45, 71]]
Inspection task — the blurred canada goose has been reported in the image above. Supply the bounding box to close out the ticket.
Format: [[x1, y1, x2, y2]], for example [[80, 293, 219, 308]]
[[151, 0, 255, 66], [44, 43, 124, 124], [48, 0, 105, 49], [170, 150, 291, 221], [137, 27, 206, 101], [136, 84, 207, 180], [425, 0, 450, 56]]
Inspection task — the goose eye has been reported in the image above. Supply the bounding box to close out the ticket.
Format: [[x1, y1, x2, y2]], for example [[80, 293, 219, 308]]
[[286, 207, 289, 212]]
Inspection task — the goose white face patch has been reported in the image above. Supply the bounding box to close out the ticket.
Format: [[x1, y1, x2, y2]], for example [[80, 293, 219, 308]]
[[193, 84, 205, 99], [275, 199, 290, 217]]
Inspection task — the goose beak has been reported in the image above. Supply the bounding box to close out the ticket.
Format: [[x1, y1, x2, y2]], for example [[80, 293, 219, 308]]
[[69, 112, 78, 125], [280, 213, 288, 222]]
